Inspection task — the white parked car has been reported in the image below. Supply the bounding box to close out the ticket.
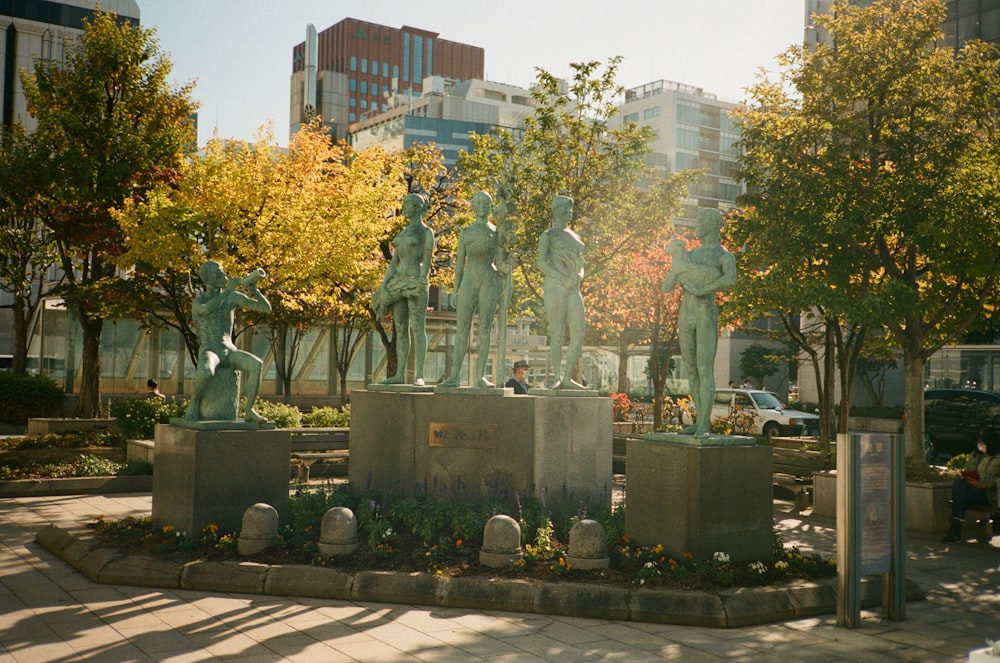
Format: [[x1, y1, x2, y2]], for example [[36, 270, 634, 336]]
[[711, 388, 819, 439]]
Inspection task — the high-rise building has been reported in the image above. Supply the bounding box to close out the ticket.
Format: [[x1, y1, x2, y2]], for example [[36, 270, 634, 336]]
[[290, 18, 485, 141], [806, 0, 1000, 50], [611, 79, 743, 227], [1, 0, 140, 134]]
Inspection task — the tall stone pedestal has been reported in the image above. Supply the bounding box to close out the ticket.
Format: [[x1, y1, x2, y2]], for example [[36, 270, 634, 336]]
[[152, 424, 290, 535], [349, 389, 612, 511], [626, 434, 773, 562]]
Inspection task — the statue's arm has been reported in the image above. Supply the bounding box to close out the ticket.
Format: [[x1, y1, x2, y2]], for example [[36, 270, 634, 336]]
[[419, 228, 434, 282], [452, 233, 467, 301], [536, 232, 553, 278], [684, 252, 737, 297], [661, 269, 679, 294], [230, 287, 271, 314]]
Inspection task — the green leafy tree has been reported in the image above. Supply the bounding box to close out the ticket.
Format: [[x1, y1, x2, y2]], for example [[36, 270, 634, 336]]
[[0, 125, 59, 374], [738, 343, 782, 390], [458, 59, 657, 311], [21, 12, 195, 416], [731, 0, 1000, 463], [459, 58, 680, 390]]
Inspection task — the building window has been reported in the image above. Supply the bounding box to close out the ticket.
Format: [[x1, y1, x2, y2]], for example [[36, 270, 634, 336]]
[[426, 38, 433, 77], [349, 97, 356, 107], [361, 58, 367, 74], [361, 80, 367, 94], [403, 34, 410, 82], [677, 127, 699, 149], [383, 62, 390, 77], [675, 149, 700, 170], [643, 106, 661, 119], [414, 35, 423, 84], [349, 79, 356, 92], [361, 100, 367, 110], [382, 103, 389, 112], [349, 112, 356, 122], [393, 65, 400, 83], [623, 112, 639, 124], [677, 100, 700, 125], [371, 60, 378, 76], [350, 56, 357, 71]]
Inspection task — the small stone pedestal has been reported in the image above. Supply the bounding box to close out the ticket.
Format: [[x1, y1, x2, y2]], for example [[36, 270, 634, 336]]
[[626, 433, 772, 562], [152, 424, 290, 535]]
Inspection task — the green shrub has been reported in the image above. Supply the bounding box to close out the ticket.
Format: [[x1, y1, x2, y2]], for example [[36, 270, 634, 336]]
[[0, 371, 65, 424], [302, 405, 350, 427], [110, 397, 187, 439], [247, 399, 301, 428]]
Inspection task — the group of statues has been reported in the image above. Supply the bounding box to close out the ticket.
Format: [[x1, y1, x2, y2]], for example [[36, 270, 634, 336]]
[[184, 189, 735, 437]]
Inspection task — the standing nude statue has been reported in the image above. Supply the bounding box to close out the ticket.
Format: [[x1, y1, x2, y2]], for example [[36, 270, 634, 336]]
[[661, 208, 737, 436], [373, 193, 435, 386], [440, 191, 500, 388], [537, 195, 586, 390], [185, 260, 272, 423]]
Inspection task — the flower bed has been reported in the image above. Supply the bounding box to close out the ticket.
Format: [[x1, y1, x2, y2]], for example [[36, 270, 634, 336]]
[[88, 484, 836, 591]]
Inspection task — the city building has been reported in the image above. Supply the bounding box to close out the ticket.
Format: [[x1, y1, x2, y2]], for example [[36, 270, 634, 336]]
[[610, 79, 743, 227], [349, 75, 534, 166], [1, 0, 139, 135], [289, 18, 485, 141]]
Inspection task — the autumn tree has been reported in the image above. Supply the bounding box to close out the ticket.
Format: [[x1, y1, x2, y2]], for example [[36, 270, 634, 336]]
[[584, 174, 696, 405], [731, 0, 1000, 462], [116, 122, 406, 401], [21, 12, 195, 416], [0, 125, 59, 375]]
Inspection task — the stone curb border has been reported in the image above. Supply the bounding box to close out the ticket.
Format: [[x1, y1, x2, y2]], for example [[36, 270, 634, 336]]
[[0, 475, 152, 498], [35, 524, 925, 629]]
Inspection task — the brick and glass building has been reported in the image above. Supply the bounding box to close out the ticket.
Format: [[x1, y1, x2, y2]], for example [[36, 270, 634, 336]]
[[290, 18, 484, 141]]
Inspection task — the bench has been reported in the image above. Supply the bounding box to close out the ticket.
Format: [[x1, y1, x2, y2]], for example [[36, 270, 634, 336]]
[[287, 428, 350, 482], [772, 447, 833, 507], [963, 479, 1000, 544]]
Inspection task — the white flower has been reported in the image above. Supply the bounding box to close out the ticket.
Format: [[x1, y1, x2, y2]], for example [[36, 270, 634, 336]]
[[644, 561, 655, 568], [712, 551, 730, 565], [748, 561, 767, 575]]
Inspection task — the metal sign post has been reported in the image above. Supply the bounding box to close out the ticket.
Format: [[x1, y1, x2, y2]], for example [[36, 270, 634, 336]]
[[836, 432, 906, 627]]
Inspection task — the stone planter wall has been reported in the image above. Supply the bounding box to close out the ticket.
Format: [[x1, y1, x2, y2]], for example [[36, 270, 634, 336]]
[[812, 471, 951, 533], [27, 418, 120, 436]]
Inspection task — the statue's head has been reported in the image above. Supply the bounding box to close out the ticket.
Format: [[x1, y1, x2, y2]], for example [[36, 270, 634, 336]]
[[199, 260, 226, 287], [403, 193, 428, 217], [552, 195, 573, 225], [472, 190, 493, 215], [695, 208, 724, 238]]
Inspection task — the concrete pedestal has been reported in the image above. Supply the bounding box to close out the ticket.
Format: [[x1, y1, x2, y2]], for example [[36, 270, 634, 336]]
[[626, 434, 773, 562], [349, 389, 612, 511], [152, 424, 290, 535]]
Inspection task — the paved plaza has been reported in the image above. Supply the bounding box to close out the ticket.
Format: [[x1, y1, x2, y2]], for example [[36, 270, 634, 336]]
[[1, 492, 998, 662]]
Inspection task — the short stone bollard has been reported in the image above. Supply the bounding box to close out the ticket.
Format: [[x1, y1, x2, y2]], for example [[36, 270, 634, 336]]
[[565, 518, 609, 570], [317, 507, 359, 557], [479, 514, 523, 568], [237, 503, 278, 556]]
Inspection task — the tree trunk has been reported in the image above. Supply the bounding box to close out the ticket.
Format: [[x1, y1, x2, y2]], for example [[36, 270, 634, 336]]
[[617, 335, 630, 393], [11, 297, 28, 375], [820, 322, 836, 452], [902, 349, 927, 465], [74, 311, 104, 418]]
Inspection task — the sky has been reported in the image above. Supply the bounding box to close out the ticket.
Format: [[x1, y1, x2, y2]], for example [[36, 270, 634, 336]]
[[137, 0, 807, 147]]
